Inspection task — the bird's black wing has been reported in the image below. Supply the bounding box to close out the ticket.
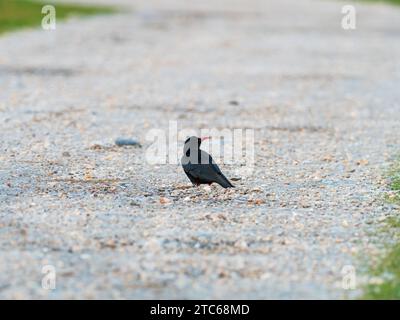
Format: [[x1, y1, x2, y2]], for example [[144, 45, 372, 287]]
[[192, 151, 234, 188], [181, 152, 234, 188]]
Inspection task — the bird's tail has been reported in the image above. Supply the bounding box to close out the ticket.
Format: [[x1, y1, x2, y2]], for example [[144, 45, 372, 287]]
[[218, 174, 234, 188]]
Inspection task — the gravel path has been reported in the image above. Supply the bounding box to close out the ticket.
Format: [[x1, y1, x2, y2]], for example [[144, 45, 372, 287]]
[[1, 0, 400, 299]]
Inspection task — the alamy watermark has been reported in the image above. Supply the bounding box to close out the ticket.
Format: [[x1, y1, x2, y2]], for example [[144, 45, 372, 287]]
[[144, 121, 255, 176], [341, 5, 356, 30], [42, 265, 56, 290], [342, 265, 357, 290], [41, 5, 56, 30]]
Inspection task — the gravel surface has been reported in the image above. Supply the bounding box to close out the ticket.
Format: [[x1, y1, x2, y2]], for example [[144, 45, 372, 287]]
[[1, 0, 400, 299]]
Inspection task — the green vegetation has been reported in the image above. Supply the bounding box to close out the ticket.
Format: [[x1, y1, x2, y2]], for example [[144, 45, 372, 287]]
[[359, 0, 400, 5], [384, 161, 400, 204], [362, 159, 400, 299], [0, 0, 116, 35]]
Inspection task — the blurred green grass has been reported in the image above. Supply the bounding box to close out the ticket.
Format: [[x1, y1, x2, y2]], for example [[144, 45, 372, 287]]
[[359, 0, 400, 5], [0, 0, 116, 35], [362, 160, 400, 299], [362, 240, 400, 299]]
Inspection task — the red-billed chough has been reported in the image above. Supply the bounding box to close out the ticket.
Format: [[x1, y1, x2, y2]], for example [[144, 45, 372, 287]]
[[181, 136, 234, 188]]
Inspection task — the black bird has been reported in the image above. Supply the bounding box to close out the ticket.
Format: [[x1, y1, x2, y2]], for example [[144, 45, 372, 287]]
[[181, 136, 234, 188]]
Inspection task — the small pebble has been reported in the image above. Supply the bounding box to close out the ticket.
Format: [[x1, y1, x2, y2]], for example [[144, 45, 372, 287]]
[[115, 137, 141, 147], [159, 197, 172, 205]]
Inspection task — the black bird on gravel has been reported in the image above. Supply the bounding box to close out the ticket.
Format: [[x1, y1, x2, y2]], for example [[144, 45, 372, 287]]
[[181, 136, 234, 188]]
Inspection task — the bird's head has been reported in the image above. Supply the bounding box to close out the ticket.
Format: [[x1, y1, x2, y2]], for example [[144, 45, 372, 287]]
[[183, 136, 211, 156], [184, 136, 211, 148]]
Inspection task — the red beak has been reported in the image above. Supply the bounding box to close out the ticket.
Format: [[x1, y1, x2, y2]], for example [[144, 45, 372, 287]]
[[201, 136, 211, 142]]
